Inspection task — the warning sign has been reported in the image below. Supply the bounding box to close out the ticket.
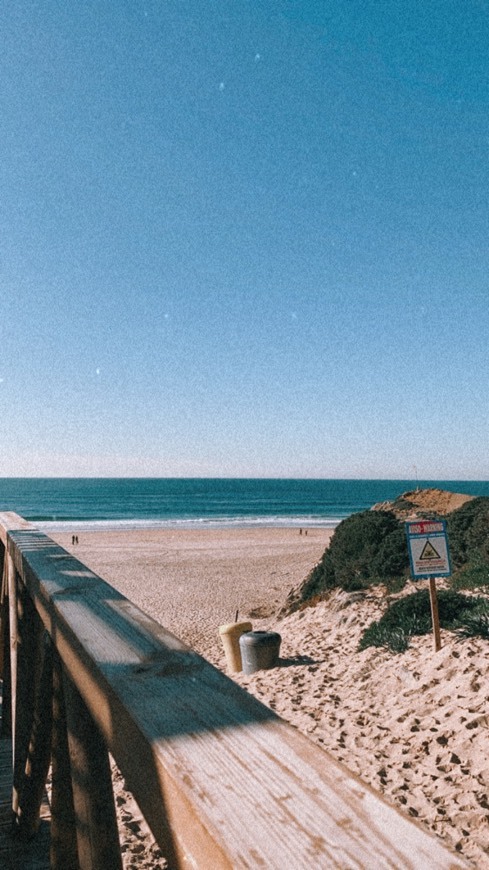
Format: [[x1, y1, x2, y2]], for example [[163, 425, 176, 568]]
[[406, 520, 452, 579]]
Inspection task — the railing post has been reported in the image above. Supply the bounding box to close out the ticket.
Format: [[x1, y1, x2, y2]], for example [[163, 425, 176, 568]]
[[0, 539, 5, 679], [11, 569, 42, 828], [7, 552, 18, 749], [51, 650, 79, 870], [0, 544, 12, 737], [62, 668, 122, 870], [16, 632, 54, 837]]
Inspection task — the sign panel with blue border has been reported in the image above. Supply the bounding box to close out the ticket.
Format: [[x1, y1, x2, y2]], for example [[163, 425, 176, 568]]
[[405, 519, 452, 579]]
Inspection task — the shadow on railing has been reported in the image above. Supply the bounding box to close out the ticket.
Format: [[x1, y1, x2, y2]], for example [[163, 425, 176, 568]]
[[0, 512, 468, 869]]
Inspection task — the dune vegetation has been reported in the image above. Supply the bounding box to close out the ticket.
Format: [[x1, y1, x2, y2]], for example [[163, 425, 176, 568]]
[[291, 493, 489, 651]]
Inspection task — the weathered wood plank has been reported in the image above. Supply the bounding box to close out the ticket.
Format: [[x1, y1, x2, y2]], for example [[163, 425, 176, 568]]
[[12, 578, 44, 827], [4, 518, 467, 869], [16, 633, 54, 838], [0, 514, 33, 748], [0, 513, 32, 548], [51, 649, 79, 869], [62, 668, 122, 870], [0, 548, 12, 738]]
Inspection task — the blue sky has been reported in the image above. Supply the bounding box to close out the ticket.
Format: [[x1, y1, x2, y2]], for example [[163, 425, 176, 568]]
[[1, 1, 488, 478]]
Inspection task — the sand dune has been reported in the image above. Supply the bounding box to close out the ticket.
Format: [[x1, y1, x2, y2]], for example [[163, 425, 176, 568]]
[[233, 585, 489, 868]]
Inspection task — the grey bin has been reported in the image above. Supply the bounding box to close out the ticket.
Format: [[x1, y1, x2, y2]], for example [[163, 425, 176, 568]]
[[239, 631, 282, 675]]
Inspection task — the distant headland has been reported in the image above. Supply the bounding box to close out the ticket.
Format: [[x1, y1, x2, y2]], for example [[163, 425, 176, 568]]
[[371, 487, 474, 519]]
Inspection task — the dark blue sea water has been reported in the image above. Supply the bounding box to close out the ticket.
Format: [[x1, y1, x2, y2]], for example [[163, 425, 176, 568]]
[[0, 478, 488, 532]]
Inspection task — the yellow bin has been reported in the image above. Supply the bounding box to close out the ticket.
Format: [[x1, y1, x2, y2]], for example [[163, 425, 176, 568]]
[[218, 621, 252, 673]]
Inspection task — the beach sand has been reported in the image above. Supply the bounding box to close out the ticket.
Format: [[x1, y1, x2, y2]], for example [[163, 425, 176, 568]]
[[52, 527, 330, 664], [51, 527, 487, 868]]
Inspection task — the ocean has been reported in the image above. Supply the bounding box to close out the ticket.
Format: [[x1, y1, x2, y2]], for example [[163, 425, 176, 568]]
[[0, 478, 488, 532]]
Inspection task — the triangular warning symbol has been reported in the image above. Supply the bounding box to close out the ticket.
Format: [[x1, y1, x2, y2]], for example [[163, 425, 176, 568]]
[[419, 539, 441, 561]]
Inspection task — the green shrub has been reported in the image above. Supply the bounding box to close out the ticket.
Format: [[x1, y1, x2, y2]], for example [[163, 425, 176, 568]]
[[383, 574, 408, 594], [300, 510, 409, 603], [331, 510, 404, 587], [456, 602, 489, 640], [299, 551, 336, 601], [446, 497, 489, 568], [370, 526, 410, 579], [451, 561, 489, 590], [359, 589, 486, 653], [360, 623, 410, 653], [296, 492, 489, 610], [437, 589, 482, 626]]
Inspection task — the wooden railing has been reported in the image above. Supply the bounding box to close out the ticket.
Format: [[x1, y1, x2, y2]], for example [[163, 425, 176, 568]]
[[0, 511, 467, 869]]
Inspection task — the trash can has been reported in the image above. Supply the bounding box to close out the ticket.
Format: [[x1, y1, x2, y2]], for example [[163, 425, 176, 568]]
[[239, 631, 282, 675], [218, 621, 253, 673]]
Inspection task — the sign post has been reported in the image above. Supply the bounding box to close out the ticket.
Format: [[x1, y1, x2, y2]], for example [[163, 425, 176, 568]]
[[428, 577, 441, 652], [405, 520, 452, 652]]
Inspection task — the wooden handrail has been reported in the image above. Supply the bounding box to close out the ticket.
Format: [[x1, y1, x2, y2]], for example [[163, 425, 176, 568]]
[[0, 512, 467, 868]]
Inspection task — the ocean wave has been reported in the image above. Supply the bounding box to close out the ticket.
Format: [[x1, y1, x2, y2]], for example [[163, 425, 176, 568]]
[[36, 515, 343, 533]]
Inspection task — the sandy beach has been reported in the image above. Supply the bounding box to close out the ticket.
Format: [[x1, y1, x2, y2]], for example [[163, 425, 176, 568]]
[[52, 526, 331, 665], [51, 526, 487, 868]]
